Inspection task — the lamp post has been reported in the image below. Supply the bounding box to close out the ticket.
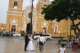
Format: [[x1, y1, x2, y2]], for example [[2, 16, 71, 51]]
[[29, 0, 34, 34]]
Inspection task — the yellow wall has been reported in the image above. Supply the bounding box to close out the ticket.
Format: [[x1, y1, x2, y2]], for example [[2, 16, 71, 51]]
[[6, 0, 23, 32]]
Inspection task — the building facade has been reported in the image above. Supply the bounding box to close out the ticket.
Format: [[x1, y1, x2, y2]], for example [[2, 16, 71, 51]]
[[36, 0, 53, 34], [6, 0, 23, 32], [5, 0, 80, 38], [6, 0, 69, 37]]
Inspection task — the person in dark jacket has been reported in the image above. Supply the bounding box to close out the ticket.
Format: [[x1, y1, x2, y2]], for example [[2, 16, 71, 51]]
[[24, 34, 30, 51]]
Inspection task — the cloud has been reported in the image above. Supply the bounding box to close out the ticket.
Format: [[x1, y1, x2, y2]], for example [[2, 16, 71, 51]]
[[0, 0, 9, 24], [23, 0, 38, 10]]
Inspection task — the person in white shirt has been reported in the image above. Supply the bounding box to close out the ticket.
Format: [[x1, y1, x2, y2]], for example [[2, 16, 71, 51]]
[[58, 44, 66, 53], [37, 36, 46, 52]]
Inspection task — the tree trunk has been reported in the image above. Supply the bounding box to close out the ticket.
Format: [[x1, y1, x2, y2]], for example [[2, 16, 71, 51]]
[[71, 19, 80, 47], [71, 19, 78, 37]]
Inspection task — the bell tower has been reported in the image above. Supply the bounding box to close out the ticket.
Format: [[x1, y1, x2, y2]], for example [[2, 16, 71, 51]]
[[6, 0, 23, 32], [36, 0, 49, 13], [35, 0, 53, 34]]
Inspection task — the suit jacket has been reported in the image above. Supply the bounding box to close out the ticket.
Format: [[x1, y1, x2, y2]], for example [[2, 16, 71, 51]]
[[25, 35, 30, 43]]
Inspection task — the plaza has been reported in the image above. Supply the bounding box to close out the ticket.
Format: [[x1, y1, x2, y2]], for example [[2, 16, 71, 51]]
[[0, 0, 80, 53], [0, 37, 80, 53]]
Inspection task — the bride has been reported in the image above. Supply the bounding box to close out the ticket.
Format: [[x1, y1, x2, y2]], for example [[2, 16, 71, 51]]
[[26, 34, 35, 51]]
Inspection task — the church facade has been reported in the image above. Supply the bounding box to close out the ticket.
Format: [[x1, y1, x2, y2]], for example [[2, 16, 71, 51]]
[[6, 0, 23, 32], [5, 0, 79, 37]]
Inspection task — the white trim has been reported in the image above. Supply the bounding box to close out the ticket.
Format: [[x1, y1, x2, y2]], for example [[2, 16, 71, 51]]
[[53, 20, 58, 33], [7, 11, 22, 16], [9, 8, 21, 11], [13, 6, 18, 9], [42, 22, 48, 27], [14, 0, 18, 1], [33, 22, 37, 31], [8, 11, 22, 14], [7, 13, 22, 16]]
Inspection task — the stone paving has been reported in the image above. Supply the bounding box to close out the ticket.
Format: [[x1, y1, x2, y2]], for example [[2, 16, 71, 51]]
[[0, 37, 80, 53]]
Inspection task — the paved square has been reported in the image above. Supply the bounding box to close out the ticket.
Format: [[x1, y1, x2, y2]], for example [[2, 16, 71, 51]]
[[0, 37, 80, 53]]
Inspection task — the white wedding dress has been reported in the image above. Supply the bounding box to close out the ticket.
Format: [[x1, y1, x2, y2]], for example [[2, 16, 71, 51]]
[[27, 37, 35, 51]]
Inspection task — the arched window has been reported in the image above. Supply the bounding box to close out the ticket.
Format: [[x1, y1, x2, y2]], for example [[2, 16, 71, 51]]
[[13, 0, 18, 9], [14, 1, 17, 6]]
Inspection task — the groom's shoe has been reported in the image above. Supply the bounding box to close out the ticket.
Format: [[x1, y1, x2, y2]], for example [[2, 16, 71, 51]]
[[24, 49, 27, 51]]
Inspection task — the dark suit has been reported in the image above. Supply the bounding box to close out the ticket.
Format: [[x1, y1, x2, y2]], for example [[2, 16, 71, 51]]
[[24, 34, 30, 51]]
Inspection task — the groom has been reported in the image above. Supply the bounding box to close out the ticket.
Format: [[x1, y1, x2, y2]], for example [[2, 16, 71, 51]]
[[24, 34, 30, 51]]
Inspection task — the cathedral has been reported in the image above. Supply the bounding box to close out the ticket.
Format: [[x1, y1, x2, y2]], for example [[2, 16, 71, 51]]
[[6, 0, 53, 34], [5, 0, 79, 37]]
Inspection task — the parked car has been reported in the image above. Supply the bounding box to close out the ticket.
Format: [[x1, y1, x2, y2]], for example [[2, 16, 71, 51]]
[[33, 33, 41, 39], [1, 31, 6, 36], [4, 32, 10, 37], [33, 33, 52, 40], [41, 34, 52, 40], [13, 32, 21, 37]]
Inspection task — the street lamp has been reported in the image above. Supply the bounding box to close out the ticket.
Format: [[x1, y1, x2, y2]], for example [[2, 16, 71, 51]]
[[29, 0, 34, 34]]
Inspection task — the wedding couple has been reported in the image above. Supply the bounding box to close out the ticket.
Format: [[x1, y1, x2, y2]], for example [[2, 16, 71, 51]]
[[24, 34, 35, 51]]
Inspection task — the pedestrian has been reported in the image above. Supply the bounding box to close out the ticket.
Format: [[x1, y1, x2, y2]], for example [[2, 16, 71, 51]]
[[58, 44, 66, 53], [72, 39, 79, 51], [66, 38, 71, 48], [37, 36, 46, 52], [24, 34, 30, 51]]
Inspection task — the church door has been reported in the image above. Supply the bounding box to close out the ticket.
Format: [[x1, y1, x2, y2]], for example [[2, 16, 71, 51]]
[[11, 25, 16, 32]]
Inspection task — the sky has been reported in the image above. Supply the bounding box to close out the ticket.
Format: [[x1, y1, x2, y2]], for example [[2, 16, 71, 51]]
[[0, 0, 38, 24]]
